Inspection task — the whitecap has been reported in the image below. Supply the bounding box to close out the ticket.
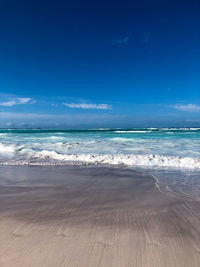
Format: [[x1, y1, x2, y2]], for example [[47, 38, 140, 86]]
[[29, 151, 200, 169], [0, 143, 15, 155], [114, 131, 151, 133]]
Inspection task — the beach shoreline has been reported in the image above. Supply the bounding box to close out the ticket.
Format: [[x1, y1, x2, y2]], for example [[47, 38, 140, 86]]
[[1, 165, 200, 266]]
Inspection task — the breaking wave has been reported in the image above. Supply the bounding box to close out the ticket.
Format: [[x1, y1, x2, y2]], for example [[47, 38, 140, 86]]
[[0, 143, 15, 156], [1, 150, 200, 169]]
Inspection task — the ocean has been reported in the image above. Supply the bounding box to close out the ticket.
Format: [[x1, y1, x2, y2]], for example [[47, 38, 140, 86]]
[[0, 127, 200, 168]]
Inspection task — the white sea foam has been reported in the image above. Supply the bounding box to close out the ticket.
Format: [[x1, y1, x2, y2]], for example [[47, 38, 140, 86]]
[[0, 143, 15, 155], [27, 150, 200, 169], [115, 131, 151, 133], [111, 137, 132, 141], [159, 128, 200, 131]]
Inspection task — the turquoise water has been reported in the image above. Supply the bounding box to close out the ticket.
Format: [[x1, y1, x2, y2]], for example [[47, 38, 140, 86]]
[[0, 128, 200, 167]]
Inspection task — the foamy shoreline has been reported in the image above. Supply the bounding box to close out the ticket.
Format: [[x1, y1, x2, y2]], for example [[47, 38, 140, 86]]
[[1, 151, 200, 169]]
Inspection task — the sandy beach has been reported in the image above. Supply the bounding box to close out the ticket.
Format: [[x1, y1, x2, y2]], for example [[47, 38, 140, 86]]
[[0, 165, 200, 267]]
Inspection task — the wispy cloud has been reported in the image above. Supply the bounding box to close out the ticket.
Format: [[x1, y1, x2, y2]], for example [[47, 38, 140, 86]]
[[0, 97, 32, 107], [172, 104, 200, 112], [111, 34, 132, 44], [141, 33, 150, 45], [63, 103, 112, 110]]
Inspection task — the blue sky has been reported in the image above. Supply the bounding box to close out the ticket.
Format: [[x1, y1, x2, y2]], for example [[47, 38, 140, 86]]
[[0, 0, 200, 127]]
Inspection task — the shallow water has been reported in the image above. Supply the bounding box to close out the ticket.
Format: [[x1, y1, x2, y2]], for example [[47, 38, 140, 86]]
[[135, 166, 200, 201]]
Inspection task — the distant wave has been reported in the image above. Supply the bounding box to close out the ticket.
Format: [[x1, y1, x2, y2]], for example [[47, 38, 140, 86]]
[[158, 128, 200, 131], [114, 130, 151, 133], [0, 127, 200, 134], [1, 150, 200, 169]]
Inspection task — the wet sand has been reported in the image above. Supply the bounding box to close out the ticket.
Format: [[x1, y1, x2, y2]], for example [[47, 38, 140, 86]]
[[0, 165, 200, 267]]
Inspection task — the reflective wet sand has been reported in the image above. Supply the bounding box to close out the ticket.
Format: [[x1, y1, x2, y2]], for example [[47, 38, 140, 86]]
[[1, 166, 200, 266]]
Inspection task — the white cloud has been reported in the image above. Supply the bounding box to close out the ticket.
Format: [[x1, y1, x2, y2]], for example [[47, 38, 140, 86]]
[[0, 98, 32, 107], [63, 103, 112, 110], [17, 98, 32, 104], [111, 34, 132, 44], [172, 104, 200, 112]]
